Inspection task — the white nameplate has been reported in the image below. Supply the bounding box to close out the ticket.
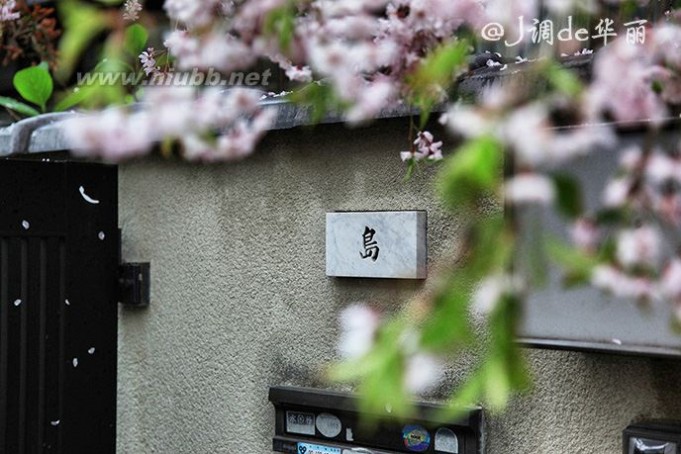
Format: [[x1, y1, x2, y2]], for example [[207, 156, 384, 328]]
[[326, 211, 427, 279]]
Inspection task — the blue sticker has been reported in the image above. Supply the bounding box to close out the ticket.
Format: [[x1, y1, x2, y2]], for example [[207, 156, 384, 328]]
[[402, 424, 431, 452], [296, 442, 342, 454]]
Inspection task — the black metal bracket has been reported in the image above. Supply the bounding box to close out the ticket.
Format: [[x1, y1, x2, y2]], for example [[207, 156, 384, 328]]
[[118, 262, 150, 307], [116, 228, 150, 307]]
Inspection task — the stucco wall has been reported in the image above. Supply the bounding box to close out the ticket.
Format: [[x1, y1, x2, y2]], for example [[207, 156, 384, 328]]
[[117, 118, 681, 454]]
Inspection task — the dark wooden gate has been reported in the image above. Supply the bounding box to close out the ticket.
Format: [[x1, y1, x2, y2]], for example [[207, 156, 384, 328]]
[[0, 158, 118, 453]]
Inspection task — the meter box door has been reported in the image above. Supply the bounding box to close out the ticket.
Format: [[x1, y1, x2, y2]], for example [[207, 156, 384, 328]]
[[269, 386, 483, 454]]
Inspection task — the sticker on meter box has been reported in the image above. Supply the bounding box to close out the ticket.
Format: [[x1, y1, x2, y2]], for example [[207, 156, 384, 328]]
[[402, 424, 431, 452], [296, 442, 341, 454]]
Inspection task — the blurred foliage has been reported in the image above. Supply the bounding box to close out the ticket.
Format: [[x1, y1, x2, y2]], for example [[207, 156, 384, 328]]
[[0, 1, 60, 69]]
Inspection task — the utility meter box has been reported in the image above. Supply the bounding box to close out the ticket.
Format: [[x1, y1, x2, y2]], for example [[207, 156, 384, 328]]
[[624, 421, 681, 453], [269, 386, 483, 454]]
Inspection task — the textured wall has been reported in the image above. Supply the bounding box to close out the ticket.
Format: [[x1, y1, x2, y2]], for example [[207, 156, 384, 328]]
[[117, 119, 681, 454]]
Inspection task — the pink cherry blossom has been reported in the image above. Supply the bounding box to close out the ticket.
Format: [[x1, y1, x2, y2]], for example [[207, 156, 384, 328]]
[[570, 218, 600, 252], [64, 87, 275, 162], [616, 225, 662, 269], [619, 146, 643, 172], [645, 151, 677, 185], [659, 258, 681, 300], [0, 0, 19, 21], [400, 130, 444, 162], [591, 265, 657, 300], [602, 178, 632, 208], [64, 109, 154, 162], [164, 0, 222, 30], [588, 33, 671, 125]]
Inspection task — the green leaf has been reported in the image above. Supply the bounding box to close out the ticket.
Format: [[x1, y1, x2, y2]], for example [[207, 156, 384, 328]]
[[552, 173, 583, 219], [0, 96, 41, 117], [546, 63, 582, 97], [545, 237, 598, 285], [290, 82, 348, 124], [56, 1, 109, 82], [439, 135, 502, 209], [484, 359, 511, 411], [519, 213, 549, 287], [263, 3, 296, 52], [125, 24, 149, 56], [54, 87, 89, 112], [595, 208, 628, 225], [409, 39, 470, 101], [13, 66, 53, 111]]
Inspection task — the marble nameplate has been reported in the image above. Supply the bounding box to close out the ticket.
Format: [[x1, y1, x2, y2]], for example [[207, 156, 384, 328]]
[[326, 211, 427, 279]]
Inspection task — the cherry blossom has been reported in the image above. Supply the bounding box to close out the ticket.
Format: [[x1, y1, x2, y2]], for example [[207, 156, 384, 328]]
[[591, 265, 657, 301], [401, 130, 444, 162], [473, 274, 523, 315], [602, 178, 632, 208], [164, 0, 222, 30], [587, 26, 681, 125], [0, 0, 19, 22], [404, 354, 444, 395], [570, 218, 601, 253], [64, 87, 275, 162], [616, 225, 662, 269], [338, 304, 381, 359], [504, 174, 555, 206], [660, 258, 681, 301], [64, 109, 154, 161]]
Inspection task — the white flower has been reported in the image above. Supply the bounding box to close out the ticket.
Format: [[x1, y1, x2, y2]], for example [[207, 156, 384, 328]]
[[646, 151, 678, 185], [64, 109, 155, 161], [588, 36, 669, 124], [501, 104, 553, 168], [139, 48, 158, 76], [404, 354, 444, 395], [616, 225, 661, 268], [164, 0, 221, 29], [619, 146, 643, 171], [602, 178, 631, 208], [570, 218, 600, 252], [472, 274, 522, 315], [400, 130, 444, 162], [445, 105, 491, 138], [504, 174, 555, 205], [337, 304, 380, 359], [123, 0, 143, 21], [285, 65, 313, 83], [660, 259, 681, 300], [0, 0, 20, 22], [591, 265, 657, 300], [346, 80, 395, 124]]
